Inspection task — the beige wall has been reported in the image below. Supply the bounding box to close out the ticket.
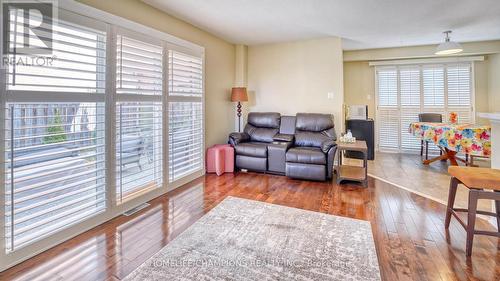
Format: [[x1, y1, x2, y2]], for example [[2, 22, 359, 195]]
[[343, 61, 375, 119], [247, 38, 344, 131], [78, 0, 235, 147], [343, 41, 500, 124], [489, 54, 500, 112]]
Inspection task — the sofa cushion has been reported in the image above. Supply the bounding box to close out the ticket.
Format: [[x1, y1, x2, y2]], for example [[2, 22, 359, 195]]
[[279, 116, 296, 134], [247, 112, 281, 128], [234, 142, 268, 158], [286, 147, 326, 165], [296, 113, 334, 132], [244, 124, 279, 143], [295, 131, 331, 148]]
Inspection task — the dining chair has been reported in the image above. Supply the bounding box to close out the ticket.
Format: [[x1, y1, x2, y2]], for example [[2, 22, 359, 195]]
[[418, 113, 443, 160], [446, 166, 500, 256]]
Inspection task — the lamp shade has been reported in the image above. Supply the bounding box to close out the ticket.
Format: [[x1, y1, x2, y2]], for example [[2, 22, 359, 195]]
[[435, 41, 463, 55], [231, 87, 248, 102]]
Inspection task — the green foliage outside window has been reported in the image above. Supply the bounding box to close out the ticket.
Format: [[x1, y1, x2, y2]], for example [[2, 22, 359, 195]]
[[43, 111, 67, 144]]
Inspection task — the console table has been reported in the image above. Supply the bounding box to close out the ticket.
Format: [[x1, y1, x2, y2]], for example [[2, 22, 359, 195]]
[[335, 140, 368, 187]]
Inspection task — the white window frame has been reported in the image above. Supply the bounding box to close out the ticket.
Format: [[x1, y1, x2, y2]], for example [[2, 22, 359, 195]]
[[0, 0, 205, 271], [373, 59, 477, 153]]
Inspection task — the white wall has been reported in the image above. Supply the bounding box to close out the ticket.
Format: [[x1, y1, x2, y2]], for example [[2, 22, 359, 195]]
[[247, 37, 344, 131]]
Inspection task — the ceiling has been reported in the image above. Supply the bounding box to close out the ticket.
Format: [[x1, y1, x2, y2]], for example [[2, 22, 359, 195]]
[[143, 0, 500, 50]]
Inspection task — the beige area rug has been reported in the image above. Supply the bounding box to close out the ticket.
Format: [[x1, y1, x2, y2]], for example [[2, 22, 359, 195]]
[[346, 152, 491, 211], [124, 196, 381, 281]]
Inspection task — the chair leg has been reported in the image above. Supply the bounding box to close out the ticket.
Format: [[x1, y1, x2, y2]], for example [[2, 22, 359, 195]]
[[445, 177, 459, 229], [425, 141, 429, 160], [420, 140, 424, 156], [466, 190, 479, 256], [495, 190, 500, 232]]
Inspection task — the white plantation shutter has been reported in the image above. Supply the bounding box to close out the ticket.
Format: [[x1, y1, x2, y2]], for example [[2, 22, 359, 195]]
[[168, 50, 204, 183], [447, 64, 472, 123], [115, 33, 163, 203], [4, 11, 107, 252], [116, 35, 162, 96], [6, 11, 106, 94], [376, 62, 474, 153], [423, 66, 445, 113], [377, 108, 400, 150], [399, 67, 421, 152], [1, 3, 206, 266], [377, 68, 398, 107], [377, 68, 399, 150]]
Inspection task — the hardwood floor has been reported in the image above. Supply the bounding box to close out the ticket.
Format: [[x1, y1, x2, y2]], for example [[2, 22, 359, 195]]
[[1, 172, 499, 281], [366, 152, 492, 211]]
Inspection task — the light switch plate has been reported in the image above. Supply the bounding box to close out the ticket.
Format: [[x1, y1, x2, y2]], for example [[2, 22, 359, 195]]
[[327, 92, 334, 99]]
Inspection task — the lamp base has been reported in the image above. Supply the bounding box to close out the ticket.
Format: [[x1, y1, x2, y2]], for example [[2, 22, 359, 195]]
[[237, 102, 242, 132]]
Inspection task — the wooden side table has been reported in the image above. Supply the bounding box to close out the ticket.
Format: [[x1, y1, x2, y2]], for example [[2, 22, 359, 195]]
[[335, 140, 368, 187]]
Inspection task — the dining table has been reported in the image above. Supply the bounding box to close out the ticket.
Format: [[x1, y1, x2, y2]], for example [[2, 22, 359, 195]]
[[409, 122, 491, 166]]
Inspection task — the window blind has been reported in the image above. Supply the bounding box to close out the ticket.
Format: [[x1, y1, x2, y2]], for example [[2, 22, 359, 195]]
[[115, 35, 163, 202], [1, 5, 205, 263], [376, 63, 474, 154], [399, 67, 421, 151], [4, 103, 106, 252], [116, 102, 163, 201], [377, 68, 398, 107], [168, 50, 204, 183], [447, 64, 472, 123], [116, 35, 162, 96], [423, 66, 445, 108], [4, 10, 108, 253], [376, 68, 399, 150], [6, 10, 106, 94]]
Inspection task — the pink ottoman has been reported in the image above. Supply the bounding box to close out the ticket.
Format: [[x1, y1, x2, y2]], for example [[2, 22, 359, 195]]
[[206, 144, 234, 176]]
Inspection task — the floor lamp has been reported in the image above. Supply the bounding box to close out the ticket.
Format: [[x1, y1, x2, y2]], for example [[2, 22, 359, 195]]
[[231, 87, 248, 132]]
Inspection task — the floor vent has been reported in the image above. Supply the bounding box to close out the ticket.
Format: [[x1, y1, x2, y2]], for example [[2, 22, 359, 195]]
[[123, 203, 150, 216]]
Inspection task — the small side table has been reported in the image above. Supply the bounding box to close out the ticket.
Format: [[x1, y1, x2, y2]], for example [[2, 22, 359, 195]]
[[335, 140, 368, 187]]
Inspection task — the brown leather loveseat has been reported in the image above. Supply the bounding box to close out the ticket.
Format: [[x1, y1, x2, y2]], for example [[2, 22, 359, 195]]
[[229, 112, 337, 181]]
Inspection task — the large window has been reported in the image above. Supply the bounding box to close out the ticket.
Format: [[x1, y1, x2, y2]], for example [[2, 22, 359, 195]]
[[376, 63, 473, 153], [1, 5, 205, 262], [4, 10, 107, 252]]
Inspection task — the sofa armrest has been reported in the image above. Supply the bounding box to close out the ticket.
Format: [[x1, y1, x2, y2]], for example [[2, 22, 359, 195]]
[[273, 133, 294, 143], [229, 132, 250, 146], [326, 145, 337, 180], [321, 139, 336, 154]]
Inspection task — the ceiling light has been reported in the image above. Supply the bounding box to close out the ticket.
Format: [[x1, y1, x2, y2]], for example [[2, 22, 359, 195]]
[[435, 31, 463, 55]]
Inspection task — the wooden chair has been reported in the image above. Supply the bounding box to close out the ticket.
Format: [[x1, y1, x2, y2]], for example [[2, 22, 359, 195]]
[[445, 166, 500, 256], [418, 113, 443, 160]]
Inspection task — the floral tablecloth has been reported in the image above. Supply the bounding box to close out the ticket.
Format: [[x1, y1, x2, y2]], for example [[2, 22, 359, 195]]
[[409, 122, 491, 157]]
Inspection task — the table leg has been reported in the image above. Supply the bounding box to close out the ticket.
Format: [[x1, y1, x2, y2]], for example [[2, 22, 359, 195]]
[[363, 151, 368, 187], [446, 149, 459, 166], [423, 153, 449, 165], [422, 148, 459, 166]]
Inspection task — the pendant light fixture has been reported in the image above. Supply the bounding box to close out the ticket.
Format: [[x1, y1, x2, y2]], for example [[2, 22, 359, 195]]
[[435, 30, 463, 55]]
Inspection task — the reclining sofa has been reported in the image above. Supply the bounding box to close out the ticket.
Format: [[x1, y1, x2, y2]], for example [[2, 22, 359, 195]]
[[228, 112, 337, 181]]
